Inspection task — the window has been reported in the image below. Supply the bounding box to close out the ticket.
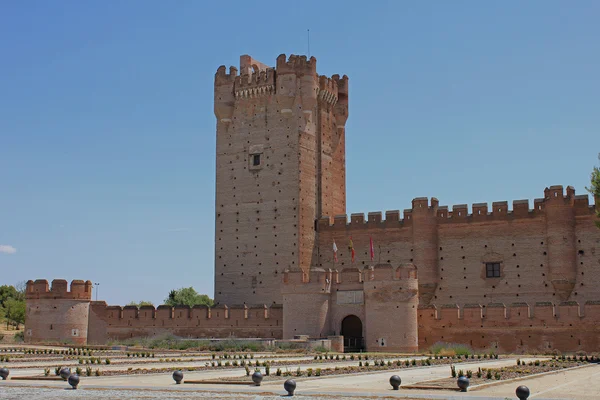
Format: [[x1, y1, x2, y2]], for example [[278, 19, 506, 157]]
[[486, 262, 501, 278], [252, 154, 261, 166]]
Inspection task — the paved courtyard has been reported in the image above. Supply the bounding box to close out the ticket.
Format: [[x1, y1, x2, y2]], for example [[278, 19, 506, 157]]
[[1, 345, 599, 399]]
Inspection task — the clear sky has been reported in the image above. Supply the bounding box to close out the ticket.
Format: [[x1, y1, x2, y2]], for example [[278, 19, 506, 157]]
[[1, 1, 598, 306]]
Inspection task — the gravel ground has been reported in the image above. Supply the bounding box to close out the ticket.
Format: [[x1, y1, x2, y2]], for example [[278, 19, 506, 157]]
[[0, 386, 398, 400]]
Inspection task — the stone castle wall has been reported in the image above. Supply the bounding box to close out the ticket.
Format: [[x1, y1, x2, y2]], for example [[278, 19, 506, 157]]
[[419, 301, 600, 353], [88, 303, 283, 344], [316, 186, 599, 308]]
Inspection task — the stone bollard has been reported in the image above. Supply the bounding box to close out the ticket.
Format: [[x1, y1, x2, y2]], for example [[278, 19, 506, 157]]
[[516, 385, 530, 400], [68, 374, 80, 389], [0, 367, 9, 380], [389, 375, 401, 390], [284, 379, 296, 396], [172, 370, 183, 384], [457, 376, 469, 392], [252, 371, 263, 386], [60, 368, 71, 381]]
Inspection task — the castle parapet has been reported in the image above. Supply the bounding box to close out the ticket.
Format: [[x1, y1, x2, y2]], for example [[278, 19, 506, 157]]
[[26, 279, 93, 300], [276, 54, 317, 76], [317, 186, 596, 231]]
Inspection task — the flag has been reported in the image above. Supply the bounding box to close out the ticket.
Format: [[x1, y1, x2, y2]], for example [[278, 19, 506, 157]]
[[333, 240, 338, 262], [348, 237, 355, 263], [370, 237, 374, 262]]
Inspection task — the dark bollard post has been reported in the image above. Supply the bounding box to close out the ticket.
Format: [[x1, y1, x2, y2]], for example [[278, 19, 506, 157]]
[[172, 370, 183, 384], [389, 375, 401, 390], [68, 374, 80, 389], [457, 376, 469, 392], [60, 368, 71, 381], [284, 379, 296, 395], [0, 368, 9, 380], [252, 370, 263, 386], [516, 385, 530, 400]]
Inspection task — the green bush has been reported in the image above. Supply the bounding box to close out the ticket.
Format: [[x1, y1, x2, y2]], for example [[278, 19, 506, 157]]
[[315, 368, 321, 376], [486, 370, 492, 379], [451, 366, 456, 378]]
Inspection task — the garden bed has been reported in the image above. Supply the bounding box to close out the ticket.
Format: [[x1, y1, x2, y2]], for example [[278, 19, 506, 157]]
[[404, 357, 598, 391]]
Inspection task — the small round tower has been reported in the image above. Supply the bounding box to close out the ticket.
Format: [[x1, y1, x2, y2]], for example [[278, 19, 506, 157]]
[[25, 279, 92, 345], [363, 264, 419, 352]]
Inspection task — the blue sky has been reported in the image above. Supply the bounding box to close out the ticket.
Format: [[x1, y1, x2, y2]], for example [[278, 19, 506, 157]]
[[1, 1, 598, 306]]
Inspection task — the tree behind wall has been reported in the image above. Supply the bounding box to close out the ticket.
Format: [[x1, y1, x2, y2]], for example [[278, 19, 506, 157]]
[[587, 153, 600, 229], [164, 287, 214, 308]]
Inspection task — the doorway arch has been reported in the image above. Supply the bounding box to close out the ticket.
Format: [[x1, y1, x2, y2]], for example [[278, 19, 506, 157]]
[[340, 315, 364, 352]]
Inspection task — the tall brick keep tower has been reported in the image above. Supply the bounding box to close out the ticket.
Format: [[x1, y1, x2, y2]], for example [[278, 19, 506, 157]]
[[214, 54, 349, 305]]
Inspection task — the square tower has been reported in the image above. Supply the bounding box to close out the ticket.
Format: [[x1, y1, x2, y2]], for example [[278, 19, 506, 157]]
[[214, 54, 349, 305]]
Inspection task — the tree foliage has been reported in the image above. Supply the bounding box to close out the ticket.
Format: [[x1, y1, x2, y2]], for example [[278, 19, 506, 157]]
[[127, 301, 154, 307], [164, 287, 214, 308], [4, 298, 25, 329], [0, 284, 26, 329], [587, 153, 600, 229]]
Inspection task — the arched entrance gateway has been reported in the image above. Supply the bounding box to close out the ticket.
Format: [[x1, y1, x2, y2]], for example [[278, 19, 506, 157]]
[[340, 315, 364, 352]]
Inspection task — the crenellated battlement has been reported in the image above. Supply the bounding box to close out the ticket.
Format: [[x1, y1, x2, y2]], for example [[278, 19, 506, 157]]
[[234, 68, 276, 98], [318, 186, 597, 231], [215, 65, 239, 86], [26, 279, 92, 300], [276, 54, 317, 76], [318, 75, 338, 105], [419, 301, 600, 326], [282, 264, 417, 285], [102, 303, 276, 321]]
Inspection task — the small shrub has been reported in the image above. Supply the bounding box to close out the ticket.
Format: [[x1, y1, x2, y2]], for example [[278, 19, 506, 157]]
[[307, 368, 313, 377], [534, 360, 540, 366], [466, 370, 472, 378], [44, 368, 50, 377], [75, 367, 82, 375], [476, 368, 482, 378], [517, 359, 521, 366], [315, 368, 321, 376], [95, 369, 101, 376], [296, 367, 302, 377], [350, 355, 355, 360], [359, 361, 363, 367], [404, 359, 410, 367], [458, 369, 464, 378], [411, 359, 416, 366], [265, 364, 270, 376], [276, 368, 282, 376], [105, 359, 111, 365], [486, 370, 493, 379], [451, 365, 456, 378], [245, 365, 250, 376], [494, 372, 501, 380], [86, 367, 92, 376], [365, 361, 369, 367]]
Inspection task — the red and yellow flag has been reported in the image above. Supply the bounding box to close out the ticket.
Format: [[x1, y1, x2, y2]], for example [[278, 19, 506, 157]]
[[348, 237, 355, 263]]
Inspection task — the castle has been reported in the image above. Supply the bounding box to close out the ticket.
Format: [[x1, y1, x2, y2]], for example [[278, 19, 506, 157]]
[[25, 54, 600, 353]]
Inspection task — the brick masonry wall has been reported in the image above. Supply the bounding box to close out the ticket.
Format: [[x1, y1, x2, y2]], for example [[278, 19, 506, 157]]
[[317, 188, 599, 308], [87, 303, 283, 343], [418, 302, 600, 352]]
